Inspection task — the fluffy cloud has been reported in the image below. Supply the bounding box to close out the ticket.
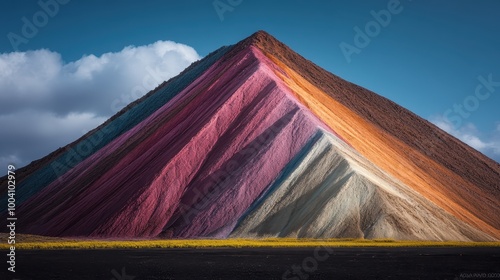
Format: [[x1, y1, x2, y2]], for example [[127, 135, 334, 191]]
[[431, 116, 500, 163], [0, 41, 200, 170]]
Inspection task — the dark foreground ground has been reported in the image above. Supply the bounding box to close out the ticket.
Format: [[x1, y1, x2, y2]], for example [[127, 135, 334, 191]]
[[2, 247, 499, 280]]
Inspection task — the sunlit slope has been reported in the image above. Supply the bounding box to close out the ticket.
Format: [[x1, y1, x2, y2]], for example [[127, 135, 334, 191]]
[[262, 55, 499, 239], [246, 32, 499, 239], [231, 130, 495, 241]]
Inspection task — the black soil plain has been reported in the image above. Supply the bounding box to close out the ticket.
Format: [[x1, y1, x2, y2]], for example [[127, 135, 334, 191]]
[[2, 247, 499, 279]]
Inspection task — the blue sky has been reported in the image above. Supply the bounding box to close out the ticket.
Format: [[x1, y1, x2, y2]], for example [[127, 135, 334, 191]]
[[0, 0, 499, 167]]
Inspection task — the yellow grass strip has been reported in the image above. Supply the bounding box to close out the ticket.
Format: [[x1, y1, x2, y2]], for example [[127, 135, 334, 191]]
[[1, 238, 499, 250]]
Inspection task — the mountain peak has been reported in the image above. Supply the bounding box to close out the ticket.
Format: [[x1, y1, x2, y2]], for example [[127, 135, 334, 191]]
[[230, 30, 280, 53], [248, 30, 273, 41]]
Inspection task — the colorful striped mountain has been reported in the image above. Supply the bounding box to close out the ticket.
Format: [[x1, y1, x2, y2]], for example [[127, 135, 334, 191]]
[[1, 31, 499, 241]]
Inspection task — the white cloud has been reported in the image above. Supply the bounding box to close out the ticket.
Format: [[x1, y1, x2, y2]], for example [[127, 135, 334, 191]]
[[0, 41, 200, 170], [431, 116, 500, 162], [0, 110, 107, 167], [0, 155, 21, 171]]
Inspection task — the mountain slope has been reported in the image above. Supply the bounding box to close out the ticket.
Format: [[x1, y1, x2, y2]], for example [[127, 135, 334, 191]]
[[231, 131, 494, 241]]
